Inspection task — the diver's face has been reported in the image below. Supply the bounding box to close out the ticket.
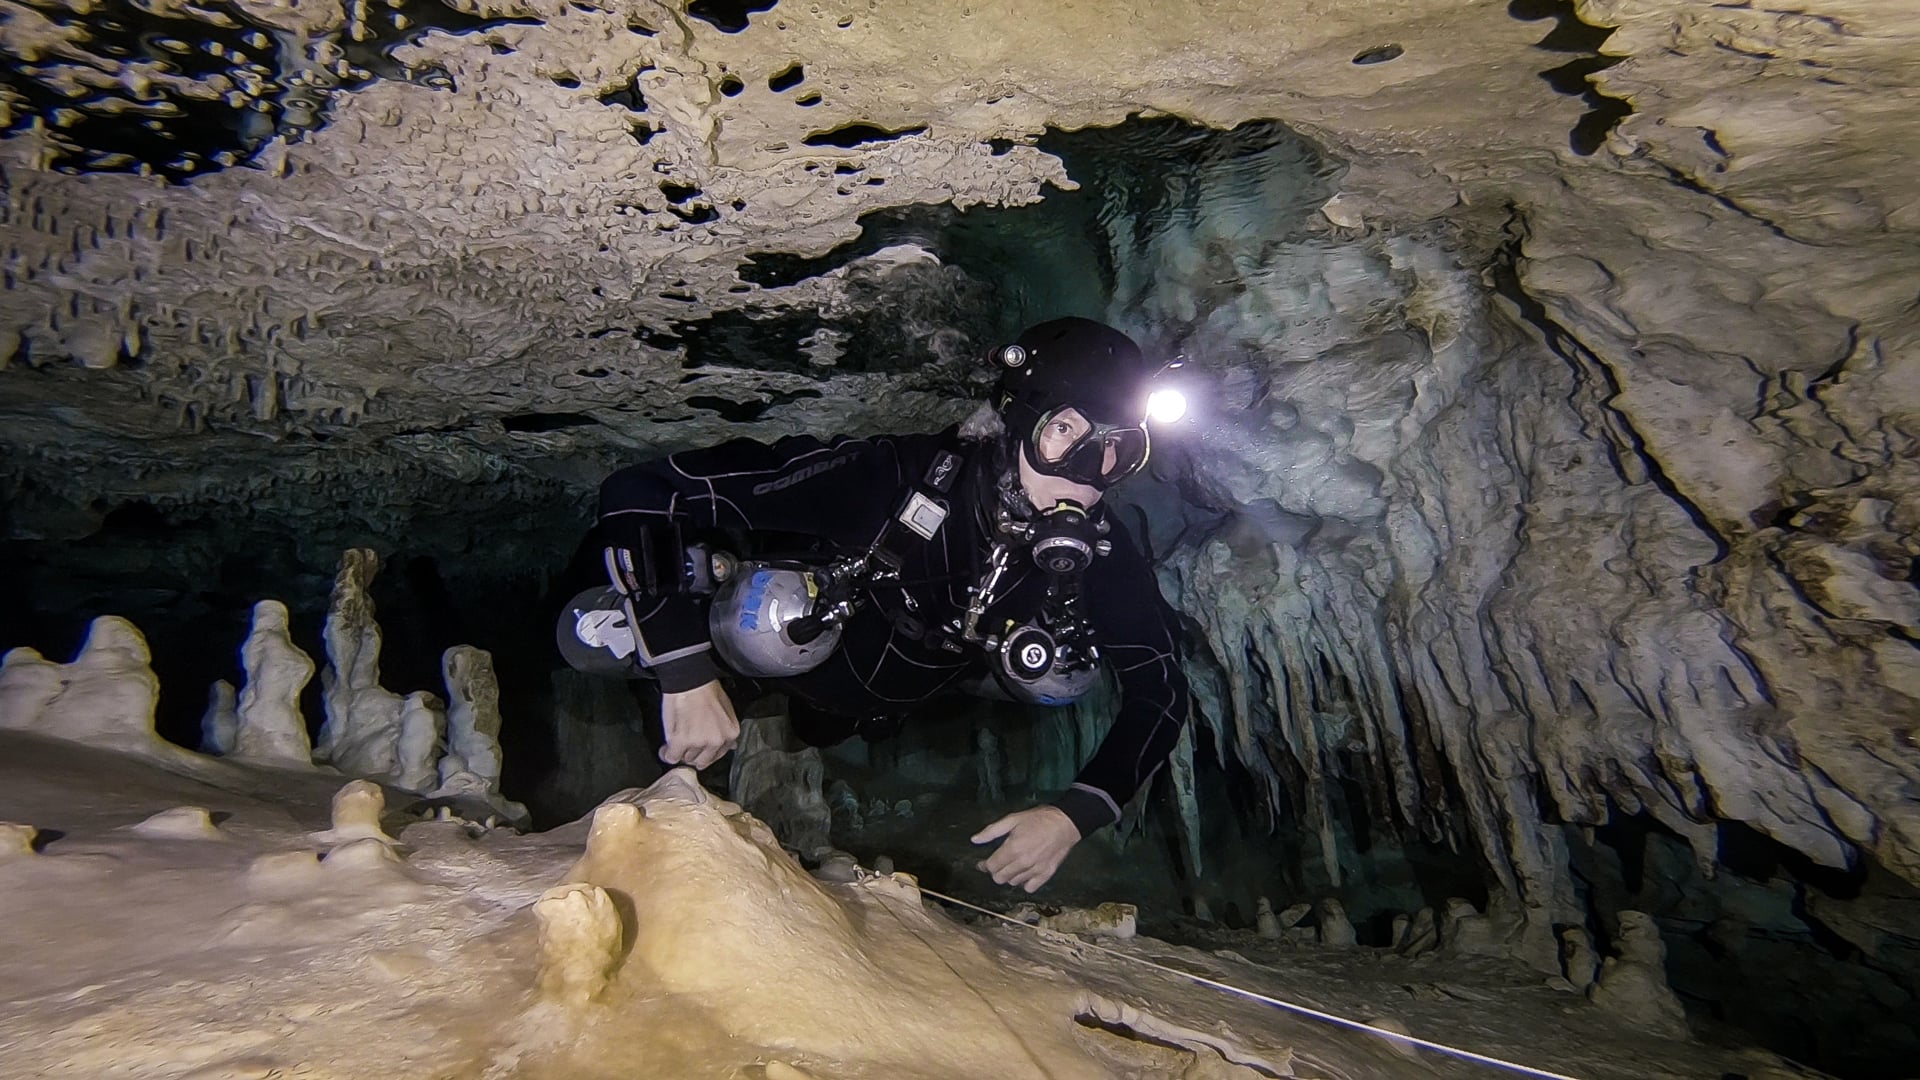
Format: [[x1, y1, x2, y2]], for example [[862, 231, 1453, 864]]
[[1032, 408, 1121, 477], [1018, 438, 1104, 512]]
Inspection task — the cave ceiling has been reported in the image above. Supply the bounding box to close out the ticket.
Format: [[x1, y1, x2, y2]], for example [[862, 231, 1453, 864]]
[[3, 0, 1909, 526]]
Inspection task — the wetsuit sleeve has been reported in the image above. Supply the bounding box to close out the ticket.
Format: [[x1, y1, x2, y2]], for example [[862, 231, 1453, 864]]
[[596, 434, 913, 691], [1052, 526, 1189, 837]]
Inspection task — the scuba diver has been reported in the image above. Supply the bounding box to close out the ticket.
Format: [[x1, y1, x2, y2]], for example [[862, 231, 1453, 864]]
[[558, 317, 1189, 893]]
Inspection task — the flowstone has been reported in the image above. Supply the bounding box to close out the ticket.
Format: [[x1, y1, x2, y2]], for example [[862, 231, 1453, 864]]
[[556, 768, 1110, 1078]]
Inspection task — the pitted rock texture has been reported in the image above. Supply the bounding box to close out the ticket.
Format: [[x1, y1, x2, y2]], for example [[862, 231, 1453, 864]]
[[3, 1, 1918, 1048]]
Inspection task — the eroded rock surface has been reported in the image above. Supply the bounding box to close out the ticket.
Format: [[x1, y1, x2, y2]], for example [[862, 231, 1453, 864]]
[[4, 1, 1919, 1072]]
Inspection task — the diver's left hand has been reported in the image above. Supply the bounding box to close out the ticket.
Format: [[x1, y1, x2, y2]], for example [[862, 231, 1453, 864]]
[[971, 805, 1082, 893]]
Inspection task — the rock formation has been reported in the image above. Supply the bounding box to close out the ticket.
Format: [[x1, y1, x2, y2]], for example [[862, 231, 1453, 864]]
[[438, 645, 505, 794], [0, 617, 197, 767], [315, 549, 407, 781], [130, 806, 224, 841], [534, 882, 623, 1007], [4, 0, 1920, 1070], [233, 600, 317, 766], [727, 699, 832, 857], [560, 768, 1112, 1078], [1588, 911, 1689, 1038], [393, 690, 446, 794], [1317, 898, 1357, 946], [1040, 902, 1139, 941], [1254, 898, 1281, 940], [311, 779, 395, 847], [0, 822, 38, 859], [199, 680, 240, 757]]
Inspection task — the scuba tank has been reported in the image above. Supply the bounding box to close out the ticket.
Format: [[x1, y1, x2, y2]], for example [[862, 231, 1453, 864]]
[[706, 562, 843, 677], [555, 564, 843, 680]]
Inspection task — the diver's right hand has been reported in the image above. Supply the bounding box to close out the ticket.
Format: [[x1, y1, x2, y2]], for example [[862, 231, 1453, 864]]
[[659, 679, 741, 770]]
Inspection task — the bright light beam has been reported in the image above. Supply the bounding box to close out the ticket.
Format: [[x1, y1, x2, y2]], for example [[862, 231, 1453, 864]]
[[1147, 388, 1187, 424]]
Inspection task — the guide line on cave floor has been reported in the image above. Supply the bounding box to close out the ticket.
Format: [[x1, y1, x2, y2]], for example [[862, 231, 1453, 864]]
[[896, 878, 1590, 1080]]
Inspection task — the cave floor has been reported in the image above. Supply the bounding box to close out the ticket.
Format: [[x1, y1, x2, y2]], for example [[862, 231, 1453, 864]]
[[0, 730, 1813, 1080]]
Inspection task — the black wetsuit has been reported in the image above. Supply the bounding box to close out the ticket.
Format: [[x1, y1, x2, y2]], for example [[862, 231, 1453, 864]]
[[596, 426, 1188, 836]]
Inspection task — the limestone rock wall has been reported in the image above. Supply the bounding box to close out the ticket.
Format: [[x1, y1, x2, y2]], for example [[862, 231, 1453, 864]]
[[2, 0, 1916, 1013]]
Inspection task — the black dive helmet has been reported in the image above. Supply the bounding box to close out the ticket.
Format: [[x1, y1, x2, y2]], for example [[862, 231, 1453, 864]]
[[993, 317, 1159, 490]]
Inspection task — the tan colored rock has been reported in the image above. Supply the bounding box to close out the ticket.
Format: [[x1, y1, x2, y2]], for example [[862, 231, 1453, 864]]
[[534, 882, 623, 1006], [1040, 902, 1138, 941], [131, 806, 224, 841], [562, 768, 1108, 1078], [0, 822, 38, 859], [0, 618, 164, 754], [311, 779, 394, 846]]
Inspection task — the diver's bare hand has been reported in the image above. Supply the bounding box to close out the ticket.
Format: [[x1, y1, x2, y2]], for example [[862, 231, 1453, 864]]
[[659, 680, 740, 770], [972, 805, 1081, 893]]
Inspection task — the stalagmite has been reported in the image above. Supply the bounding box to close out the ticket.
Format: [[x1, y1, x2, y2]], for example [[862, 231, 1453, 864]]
[[1439, 896, 1495, 955], [233, 599, 316, 766], [976, 727, 1005, 802], [729, 700, 830, 855], [131, 806, 223, 840], [0, 649, 64, 735], [439, 645, 506, 792], [1399, 908, 1439, 957], [1254, 897, 1281, 939], [0, 617, 195, 764], [200, 679, 238, 755], [560, 768, 1112, 1078], [1588, 911, 1688, 1038], [1316, 898, 1356, 946], [0, 822, 38, 859], [812, 849, 859, 883], [311, 779, 394, 846], [393, 691, 446, 793], [315, 549, 406, 780], [827, 779, 862, 833], [0, 618, 156, 744], [1560, 927, 1598, 992]]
